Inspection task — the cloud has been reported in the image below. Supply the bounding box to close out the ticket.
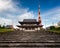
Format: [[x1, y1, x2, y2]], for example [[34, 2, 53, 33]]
[[0, 0, 36, 28], [51, 13, 60, 20], [0, 17, 12, 26], [17, 11, 35, 21], [42, 7, 60, 28], [42, 7, 60, 20], [0, 0, 60, 28], [0, 0, 13, 11]]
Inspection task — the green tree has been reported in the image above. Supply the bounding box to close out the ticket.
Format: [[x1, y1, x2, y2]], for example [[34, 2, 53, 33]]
[[0, 24, 1, 28], [56, 27, 60, 30], [50, 26, 55, 30], [1, 25, 5, 29]]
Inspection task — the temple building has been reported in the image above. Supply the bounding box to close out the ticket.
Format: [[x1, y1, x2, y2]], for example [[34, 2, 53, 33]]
[[17, 5, 43, 31]]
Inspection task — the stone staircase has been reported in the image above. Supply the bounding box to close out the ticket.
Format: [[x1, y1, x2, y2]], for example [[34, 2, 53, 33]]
[[0, 30, 60, 48], [0, 41, 60, 48]]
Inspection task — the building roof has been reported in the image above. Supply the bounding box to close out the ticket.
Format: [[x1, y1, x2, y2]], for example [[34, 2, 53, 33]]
[[5, 25, 13, 29], [19, 22, 39, 24], [23, 19, 37, 22], [17, 25, 43, 28], [17, 19, 43, 27], [18, 19, 43, 27], [18, 19, 39, 24]]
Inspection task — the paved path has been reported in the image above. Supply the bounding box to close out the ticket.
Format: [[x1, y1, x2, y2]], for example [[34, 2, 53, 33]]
[[0, 30, 60, 48]]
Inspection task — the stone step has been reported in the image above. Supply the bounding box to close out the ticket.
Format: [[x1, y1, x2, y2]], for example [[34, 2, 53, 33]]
[[0, 41, 60, 47], [0, 30, 60, 48]]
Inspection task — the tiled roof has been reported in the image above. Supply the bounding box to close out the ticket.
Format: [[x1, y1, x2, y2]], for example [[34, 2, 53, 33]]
[[23, 19, 37, 22]]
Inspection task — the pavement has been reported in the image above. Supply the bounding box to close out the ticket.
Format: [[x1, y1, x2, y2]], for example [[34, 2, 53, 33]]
[[0, 30, 60, 48]]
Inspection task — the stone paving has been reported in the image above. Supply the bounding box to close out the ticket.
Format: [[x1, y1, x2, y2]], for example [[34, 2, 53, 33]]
[[0, 30, 60, 42], [0, 30, 60, 48]]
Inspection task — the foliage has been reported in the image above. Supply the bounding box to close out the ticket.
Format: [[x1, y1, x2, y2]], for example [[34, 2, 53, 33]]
[[49, 26, 60, 31], [0, 25, 5, 29], [50, 26, 55, 30], [0, 25, 1, 28], [0, 25, 14, 32], [46, 26, 60, 33], [56, 27, 60, 30], [0, 28, 14, 32], [2, 25, 5, 29]]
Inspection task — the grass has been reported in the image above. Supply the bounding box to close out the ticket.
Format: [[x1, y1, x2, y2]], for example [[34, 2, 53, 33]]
[[46, 30, 60, 33], [46, 26, 60, 33], [0, 28, 14, 33]]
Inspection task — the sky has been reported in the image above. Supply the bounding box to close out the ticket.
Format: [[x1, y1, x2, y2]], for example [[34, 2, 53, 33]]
[[0, 0, 60, 28]]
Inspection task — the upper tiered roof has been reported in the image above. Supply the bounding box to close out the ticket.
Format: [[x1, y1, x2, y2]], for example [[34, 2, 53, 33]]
[[23, 19, 37, 22]]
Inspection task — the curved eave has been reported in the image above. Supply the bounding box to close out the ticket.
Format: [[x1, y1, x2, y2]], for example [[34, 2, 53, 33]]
[[17, 25, 43, 28], [18, 21, 40, 24]]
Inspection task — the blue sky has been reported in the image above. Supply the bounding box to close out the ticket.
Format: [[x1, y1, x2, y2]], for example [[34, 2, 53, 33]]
[[0, 0, 60, 28]]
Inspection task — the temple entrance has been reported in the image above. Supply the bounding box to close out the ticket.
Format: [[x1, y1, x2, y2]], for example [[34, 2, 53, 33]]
[[25, 27, 35, 30], [17, 19, 43, 31], [24, 27, 35, 31]]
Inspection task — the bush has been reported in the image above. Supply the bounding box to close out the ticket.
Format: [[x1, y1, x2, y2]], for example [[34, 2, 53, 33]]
[[0, 25, 1, 28], [56, 27, 60, 30], [0, 25, 5, 29], [2, 25, 5, 28], [50, 26, 55, 30]]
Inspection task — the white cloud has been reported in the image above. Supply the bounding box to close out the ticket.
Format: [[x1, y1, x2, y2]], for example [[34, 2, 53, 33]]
[[18, 12, 35, 21], [42, 7, 60, 28], [0, 0, 60, 28], [51, 13, 60, 20], [0, 0, 12, 11], [42, 7, 60, 20], [0, 17, 12, 26], [0, 0, 13, 25], [0, 0, 35, 28]]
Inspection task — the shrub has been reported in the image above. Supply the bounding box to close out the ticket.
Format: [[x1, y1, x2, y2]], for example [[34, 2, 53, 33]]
[[1, 25, 5, 29], [56, 27, 60, 30], [50, 26, 55, 30], [0, 25, 1, 28]]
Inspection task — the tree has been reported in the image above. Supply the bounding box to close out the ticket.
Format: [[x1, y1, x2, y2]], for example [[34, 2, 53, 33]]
[[50, 26, 55, 30], [56, 27, 60, 30], [0, 24, 1, 28]]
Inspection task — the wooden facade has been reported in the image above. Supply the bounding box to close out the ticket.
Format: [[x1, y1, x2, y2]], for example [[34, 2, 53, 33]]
[[17, 19, 43, 31]]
